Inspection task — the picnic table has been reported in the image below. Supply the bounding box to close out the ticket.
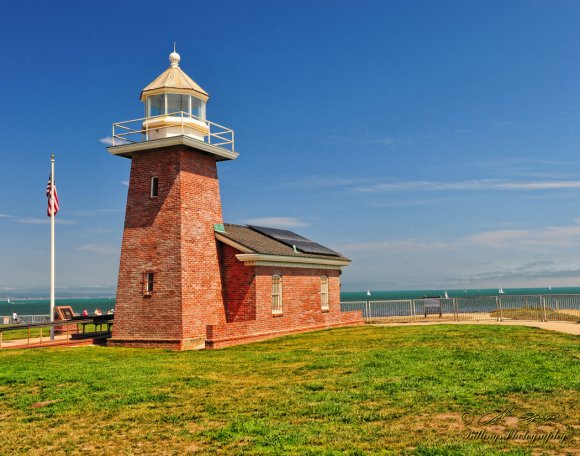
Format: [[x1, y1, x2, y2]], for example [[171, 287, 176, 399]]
[[72, 314, 114, 334]]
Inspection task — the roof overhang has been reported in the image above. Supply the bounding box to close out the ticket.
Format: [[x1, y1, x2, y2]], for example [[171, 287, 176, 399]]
[[215, 232, 254, 253], [235, 253, 350, 270], [107, 135, 238, 161]]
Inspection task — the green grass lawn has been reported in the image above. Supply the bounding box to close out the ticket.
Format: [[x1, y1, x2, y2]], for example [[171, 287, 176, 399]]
[[0, 325, 577, 455]]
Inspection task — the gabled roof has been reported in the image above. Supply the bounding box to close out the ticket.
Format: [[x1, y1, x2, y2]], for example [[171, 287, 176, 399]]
[[216, 224, 350, 263], [140, 52, 209, 102]]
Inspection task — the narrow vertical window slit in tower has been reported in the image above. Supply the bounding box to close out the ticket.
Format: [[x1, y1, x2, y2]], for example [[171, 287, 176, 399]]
[[151, 176, 159, 197]]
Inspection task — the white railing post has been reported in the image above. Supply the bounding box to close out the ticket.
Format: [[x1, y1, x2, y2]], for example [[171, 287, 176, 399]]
[[541, 295, 547, 321]]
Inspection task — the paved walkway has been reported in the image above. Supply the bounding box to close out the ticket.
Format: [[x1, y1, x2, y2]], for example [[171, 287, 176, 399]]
[[373, 320, 580, 335]]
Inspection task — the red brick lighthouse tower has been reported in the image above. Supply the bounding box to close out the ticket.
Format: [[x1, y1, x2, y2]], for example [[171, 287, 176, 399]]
[[107, 50, 238, 349]]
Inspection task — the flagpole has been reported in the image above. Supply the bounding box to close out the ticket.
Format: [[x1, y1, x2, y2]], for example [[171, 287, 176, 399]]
[[50, 154, 55, 341]]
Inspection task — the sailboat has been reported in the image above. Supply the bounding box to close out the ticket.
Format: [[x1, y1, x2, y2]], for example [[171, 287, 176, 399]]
[[498, 287, 505, 294], [444, 290, 449, 299], [6, 297, 10, 304]]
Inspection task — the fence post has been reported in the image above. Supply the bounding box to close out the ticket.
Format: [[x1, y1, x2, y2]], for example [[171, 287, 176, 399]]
[[497, 296, 503, 321], [365, 300, 370, 323], [453, 298, 458, 321], [542, 295, 547, 322]]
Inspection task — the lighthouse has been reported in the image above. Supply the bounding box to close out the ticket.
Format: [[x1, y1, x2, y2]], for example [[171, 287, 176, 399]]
[[107, 50, 362, 350], [107, 50, 237, 350]]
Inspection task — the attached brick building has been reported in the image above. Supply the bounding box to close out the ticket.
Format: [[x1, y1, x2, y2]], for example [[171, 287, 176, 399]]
[[107, 50, 363, 350]]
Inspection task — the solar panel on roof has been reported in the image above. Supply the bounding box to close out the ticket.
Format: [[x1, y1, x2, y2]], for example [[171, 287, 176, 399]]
[[248, 225, 341, 256], [291, 240, 341, 256], [248, 226, 308, 242]]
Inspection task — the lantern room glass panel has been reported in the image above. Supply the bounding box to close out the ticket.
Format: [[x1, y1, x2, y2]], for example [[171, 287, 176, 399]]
[[148, 94, 165, 117], [167, 94, 189, 115]]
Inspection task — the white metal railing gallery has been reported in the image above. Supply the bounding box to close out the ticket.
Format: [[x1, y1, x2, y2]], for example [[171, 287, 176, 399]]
[[111, 111, 235, 151]]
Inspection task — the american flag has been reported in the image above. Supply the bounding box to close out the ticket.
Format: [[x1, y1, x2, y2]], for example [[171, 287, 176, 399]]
[[46, 173, 59, 216]]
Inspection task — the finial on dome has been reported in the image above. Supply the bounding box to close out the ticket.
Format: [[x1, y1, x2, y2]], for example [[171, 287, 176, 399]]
[[169, 44, 180, 68]]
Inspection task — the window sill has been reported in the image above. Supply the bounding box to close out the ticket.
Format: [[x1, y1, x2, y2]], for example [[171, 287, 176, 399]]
[[272, 311, 284, 317], [321, 308, 330, 313]]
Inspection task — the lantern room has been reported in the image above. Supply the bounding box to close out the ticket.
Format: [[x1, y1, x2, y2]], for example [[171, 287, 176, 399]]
[[108, 48, 236, 160], [140, 50, 210, 141]]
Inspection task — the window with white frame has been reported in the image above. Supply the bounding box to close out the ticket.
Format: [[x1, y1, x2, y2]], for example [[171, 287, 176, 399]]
[[166, 93, 189, 115], [144, 272, 154, 296], [320, 276, 329, 311], [148, 94, 165, 117], [151, 176, 159, 197], [272, 274, 283, 314]]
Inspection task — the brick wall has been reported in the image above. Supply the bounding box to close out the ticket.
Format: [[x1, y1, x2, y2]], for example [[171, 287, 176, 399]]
[[110, 145, 226, 348], [218, 243, 257, 322], [208, 244, 364, 348]]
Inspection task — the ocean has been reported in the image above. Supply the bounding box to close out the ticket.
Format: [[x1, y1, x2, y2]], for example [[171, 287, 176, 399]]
[[2, 287, 580, 317], [340, 286, 580, 302], [0, 298, 115, 317]]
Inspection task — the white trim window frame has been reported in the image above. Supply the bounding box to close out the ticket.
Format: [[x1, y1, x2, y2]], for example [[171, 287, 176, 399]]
[[272, 274, 283, 315], [320, 276, 329, 311]]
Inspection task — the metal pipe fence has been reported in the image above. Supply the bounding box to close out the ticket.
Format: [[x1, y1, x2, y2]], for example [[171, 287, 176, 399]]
[[0, 316, 113, 350], [0, 314, 51, 325], [341, 294, 580, 324]]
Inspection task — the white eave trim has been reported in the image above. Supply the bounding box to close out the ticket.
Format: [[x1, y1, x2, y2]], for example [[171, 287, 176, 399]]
[[235, 253, 350, 268], [107, 135, 238, 161], [215, 233, 254, 254]]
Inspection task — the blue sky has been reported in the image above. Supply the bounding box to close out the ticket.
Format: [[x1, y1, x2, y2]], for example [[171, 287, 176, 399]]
[[2, 0, 580, 295]]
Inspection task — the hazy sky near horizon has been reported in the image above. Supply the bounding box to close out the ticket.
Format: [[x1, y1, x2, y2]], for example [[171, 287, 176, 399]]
[[2, 0, 580, 293]]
